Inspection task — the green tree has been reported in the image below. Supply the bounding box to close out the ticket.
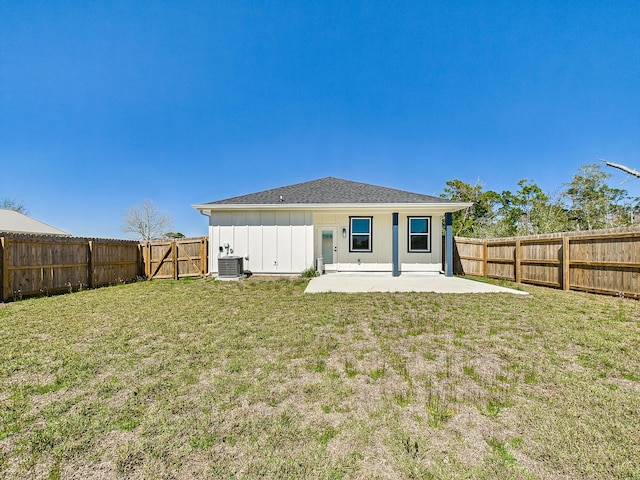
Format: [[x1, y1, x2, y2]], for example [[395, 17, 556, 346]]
[[562, 164, 630, 230], [440, 179, 501, 237], [498, 180, 569, 236]]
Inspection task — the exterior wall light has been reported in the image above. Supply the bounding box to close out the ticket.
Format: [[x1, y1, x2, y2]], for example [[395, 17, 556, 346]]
[[342, 228, 347, 238]]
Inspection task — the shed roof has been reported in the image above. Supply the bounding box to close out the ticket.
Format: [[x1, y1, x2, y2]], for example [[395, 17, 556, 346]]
[[0, 209, 70, 236], [199, 177, 456, 206]]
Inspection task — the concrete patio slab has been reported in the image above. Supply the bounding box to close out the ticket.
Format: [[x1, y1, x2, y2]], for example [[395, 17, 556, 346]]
[[304, 272, 530, 295]]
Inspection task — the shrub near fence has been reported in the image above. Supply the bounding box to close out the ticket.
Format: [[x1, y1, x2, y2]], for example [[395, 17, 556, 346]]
[[453, 226, 640, 298], [0, 234, 142, 301]]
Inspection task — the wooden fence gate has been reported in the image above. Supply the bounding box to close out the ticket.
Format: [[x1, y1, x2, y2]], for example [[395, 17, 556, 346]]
[[143, 237, 208, 280]]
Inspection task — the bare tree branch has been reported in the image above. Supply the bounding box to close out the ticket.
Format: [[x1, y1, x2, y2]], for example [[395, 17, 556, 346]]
[[600, 159, 640, 179], [1, 198, 28, 214], [122, 200, 173, 241]]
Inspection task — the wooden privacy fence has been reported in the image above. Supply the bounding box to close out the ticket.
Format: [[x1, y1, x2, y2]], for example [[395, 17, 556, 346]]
[[143, 237, 208, 280], [453, 226, 640, 298], [0, 234, 142, 301]]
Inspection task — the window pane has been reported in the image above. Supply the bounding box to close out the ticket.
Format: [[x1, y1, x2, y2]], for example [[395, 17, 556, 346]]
[[410, 235, 428, 251], [352, 235, 370, 250], [410, 218, 428, 234], [351, 218, 370, 234]]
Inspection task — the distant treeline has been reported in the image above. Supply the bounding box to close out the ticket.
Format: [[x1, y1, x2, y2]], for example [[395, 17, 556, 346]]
[[441, 163, 640, 238]]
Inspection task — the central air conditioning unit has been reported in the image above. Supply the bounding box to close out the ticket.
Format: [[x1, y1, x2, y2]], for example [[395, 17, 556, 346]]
[[218, 256, 244, 278]]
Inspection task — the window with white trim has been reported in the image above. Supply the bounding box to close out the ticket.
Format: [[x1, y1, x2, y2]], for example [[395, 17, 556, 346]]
[[350, 216, 372, 252], [408, 216, 431, 252]]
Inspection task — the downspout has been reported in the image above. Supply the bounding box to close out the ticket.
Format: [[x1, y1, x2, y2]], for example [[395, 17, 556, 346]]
[[445, 212, 453, 277]]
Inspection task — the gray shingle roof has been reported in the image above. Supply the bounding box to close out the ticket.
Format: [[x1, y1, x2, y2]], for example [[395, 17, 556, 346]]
[[204, 177, 453, 205]]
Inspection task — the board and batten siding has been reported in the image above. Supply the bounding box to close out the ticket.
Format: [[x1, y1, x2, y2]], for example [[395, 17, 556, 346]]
[[209, 211, 314, 274]]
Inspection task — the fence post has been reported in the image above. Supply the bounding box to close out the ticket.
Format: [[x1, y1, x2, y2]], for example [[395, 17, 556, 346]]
[[88, 240, 94, 288], [1, 237, 10, 301], [200, 237, 208, 277], [483, 240, 488, 277], [562, 235, 570, 291], [137, 244, 143, 277], [144, 242, 150, 278], [172, 241, 178, 280], [515, 239, 521, 283], [0, 237, 5, 302]]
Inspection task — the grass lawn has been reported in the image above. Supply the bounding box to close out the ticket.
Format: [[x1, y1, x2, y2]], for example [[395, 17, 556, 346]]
[[0, 277, 638, 479]]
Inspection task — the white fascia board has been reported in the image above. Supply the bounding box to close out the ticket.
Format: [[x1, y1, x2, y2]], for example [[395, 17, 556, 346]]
[[192, 202, 473, 213]]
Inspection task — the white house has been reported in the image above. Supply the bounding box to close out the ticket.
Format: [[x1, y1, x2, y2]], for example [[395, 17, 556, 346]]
[[193, 177, 471, 276]]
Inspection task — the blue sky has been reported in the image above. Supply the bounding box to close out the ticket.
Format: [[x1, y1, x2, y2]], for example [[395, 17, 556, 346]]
[[1, 1, 638, 238]]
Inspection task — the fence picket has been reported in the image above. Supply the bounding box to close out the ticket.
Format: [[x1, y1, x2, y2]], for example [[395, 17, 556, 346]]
[[453, 226, 640, 298]]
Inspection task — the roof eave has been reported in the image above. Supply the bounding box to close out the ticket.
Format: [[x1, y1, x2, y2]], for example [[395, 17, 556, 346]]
[[192, 202, 473, 213]]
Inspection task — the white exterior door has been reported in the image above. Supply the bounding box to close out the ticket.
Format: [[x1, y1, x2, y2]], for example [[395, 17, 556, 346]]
[[319, 226, 338, 267]]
